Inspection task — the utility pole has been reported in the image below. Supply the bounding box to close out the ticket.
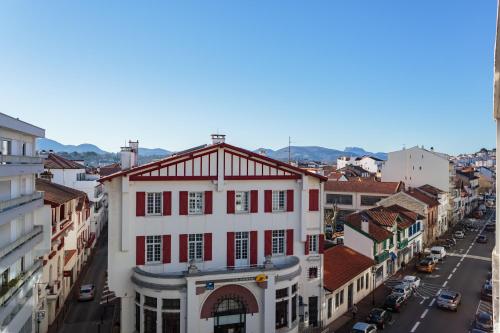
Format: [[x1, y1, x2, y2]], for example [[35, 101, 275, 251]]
[[288, 136, 291, 164]]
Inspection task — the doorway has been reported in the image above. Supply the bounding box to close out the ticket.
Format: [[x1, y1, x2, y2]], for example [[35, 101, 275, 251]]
[[214, 298, 246, 333], [348, 283, 354, 309], [308, 296, 318, 327]]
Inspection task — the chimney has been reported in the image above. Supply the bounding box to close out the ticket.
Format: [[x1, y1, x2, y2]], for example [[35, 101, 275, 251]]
[[211, 134, 226, 145], [120, 140, 139, 170], [361, 217, 369, 234]]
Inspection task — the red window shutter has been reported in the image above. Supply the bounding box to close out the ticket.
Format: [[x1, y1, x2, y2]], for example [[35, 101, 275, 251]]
[[136, 192, 145, 216], [136, 236, 145, 265], [309, 189, 319, 211], [204, 233, 212, 261], [179, 234, 188, 262], [162, 235, 171, 263], [264, 190, 272, 213], [286, 229, 294, 255], [319, 234, 325, 254], [205, 191, 213, 214], [286, 190, 294, 212], [227, 232, 235, 267], [305, 235, 310, 255], [264, 230, 272, 256], [227, 191, 235, 214], [163, 191, 172, 216], [250, 190, 258, 213], [250, 231, 258, 266], [179, 191, 188, 215]]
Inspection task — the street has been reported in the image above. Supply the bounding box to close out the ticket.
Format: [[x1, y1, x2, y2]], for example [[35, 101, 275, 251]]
[[382, 212, 494, 333], [54, 227, 117, 333]]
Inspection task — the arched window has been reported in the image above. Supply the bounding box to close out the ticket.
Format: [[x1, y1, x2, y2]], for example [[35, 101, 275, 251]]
[[213, 297, 246, 332]]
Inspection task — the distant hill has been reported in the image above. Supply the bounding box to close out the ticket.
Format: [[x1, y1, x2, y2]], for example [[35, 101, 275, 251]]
[[37, 138, 385, 165]]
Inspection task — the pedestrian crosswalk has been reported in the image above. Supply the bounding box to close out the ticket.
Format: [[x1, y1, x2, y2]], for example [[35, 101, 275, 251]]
[[476, 299, 492, 315], [384, 277, 447, 300], [100, 275, 118, 305]]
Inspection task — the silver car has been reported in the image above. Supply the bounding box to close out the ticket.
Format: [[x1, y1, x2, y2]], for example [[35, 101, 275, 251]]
[[436, 290, 461, 311], [78, 284, 95, 301]]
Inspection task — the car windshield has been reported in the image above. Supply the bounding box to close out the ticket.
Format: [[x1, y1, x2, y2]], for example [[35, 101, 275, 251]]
[[81, 286, 92, 292], [431, 250, 440, 254], [440, 294, 455, 300], [393, 288, 404, 293]]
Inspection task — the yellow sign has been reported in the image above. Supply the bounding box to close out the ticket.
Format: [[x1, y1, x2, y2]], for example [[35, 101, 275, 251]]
[[255, 274, 267, 282]]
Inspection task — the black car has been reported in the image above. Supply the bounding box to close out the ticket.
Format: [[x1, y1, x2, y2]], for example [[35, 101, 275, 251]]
[[472, 311, 493, 332], [384, 293, 406, 313], [366, 307, 392, 329], [477, 235, 488, 243], [481, 281, 493, 302]]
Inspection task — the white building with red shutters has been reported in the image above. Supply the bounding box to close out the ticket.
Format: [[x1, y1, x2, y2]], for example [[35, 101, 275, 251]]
[[101, 135, 326, 333]]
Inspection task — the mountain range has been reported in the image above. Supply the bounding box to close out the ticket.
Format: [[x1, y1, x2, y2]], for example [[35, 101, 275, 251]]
[[37, 138, 386, 163]]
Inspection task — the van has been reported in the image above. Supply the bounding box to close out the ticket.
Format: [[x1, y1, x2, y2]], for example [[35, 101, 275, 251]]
[[430, 246, 446, 261]]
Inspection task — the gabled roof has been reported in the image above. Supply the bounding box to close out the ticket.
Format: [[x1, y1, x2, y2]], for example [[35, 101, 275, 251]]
[[345, 213, 393, 242], [44, 153, 84, 170], [36, 178, 87, 206], [384, 204, 423, 221], [405, 189, 439, 207], [324, 179, 403, 194], [337, 164, 370, 176], [323, 245, 374, 292], [418, 184, 445, 196], [100, 142, 328, 182], [99, 163, 121, 177], [365, 209, 399, 227]]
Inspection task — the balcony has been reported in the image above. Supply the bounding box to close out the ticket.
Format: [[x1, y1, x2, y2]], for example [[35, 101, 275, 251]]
[[0, 192, 44, 225], [0, 259, 42, 307], [0, 155, 44, 177], [375, 250, 389, 264], [0, 155, 43, 164], [0, 226, 43, 259], [398, 239, 409, 250]]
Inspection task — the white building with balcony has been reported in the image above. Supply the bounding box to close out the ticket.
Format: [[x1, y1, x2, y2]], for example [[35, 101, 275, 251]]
[[101, 135, 326, 333], [0, 113, 51, 333]]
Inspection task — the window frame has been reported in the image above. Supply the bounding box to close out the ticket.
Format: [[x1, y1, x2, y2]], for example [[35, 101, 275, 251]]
[[235, 191, 250, 213], [145, 235, 162, 264], [272, 230, 286, 256], [188, 192, 204, 215], [146, 192, 162, 216], [272, 190, 286, 212], [309, 235, 319, 254], [188, 234, 204, 261]]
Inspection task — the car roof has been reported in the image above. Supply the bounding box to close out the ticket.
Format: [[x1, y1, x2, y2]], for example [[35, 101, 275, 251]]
[[477, 311, 492, 319], [353, 322, 372, 329], [440, 290, 458, 297], [403, 275, 417, 280], [81, 284, 94, 289], [431, 246, 444, 250]]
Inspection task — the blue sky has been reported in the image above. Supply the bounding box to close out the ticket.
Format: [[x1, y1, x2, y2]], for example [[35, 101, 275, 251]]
[[0, 1, 496, 155]]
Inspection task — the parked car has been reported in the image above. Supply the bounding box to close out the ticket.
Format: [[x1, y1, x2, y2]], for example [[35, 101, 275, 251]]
[[402, 275, 421, 290], [477, 235, 488, 243], [391, 284, 413, 300], [426, 256, 439, 265], [429, 246, 447, 261], [351, 322, 378, 333], [78, 284, 95, 301], [384, 293, 406, 312], [366, 308, 392, 329], [472, 311, 493, 332], [454, 231, 465, 239], [481, 281, 493, 302], [416, 258, 436, 273], [436, 290, 461, 311]]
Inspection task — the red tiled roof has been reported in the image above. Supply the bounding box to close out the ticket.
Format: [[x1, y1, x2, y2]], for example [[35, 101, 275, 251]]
[[345, 213, 393, 242], [365, 209, 399, 227], [324, 179, 404, 194], [36, 178, 86, 206], [323, 245, 374, 292], [44, 153, 84, 169], [64, 249, 77, 266], [418, 184, 444, 195], [99, 163, 121, 177], [384, 204, 423, 221], [405, 190, 439, 207]]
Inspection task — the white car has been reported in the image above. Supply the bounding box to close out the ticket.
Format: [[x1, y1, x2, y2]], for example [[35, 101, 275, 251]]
[[430, 246, 447, 261], [402, 275, 421, 289], [392, 283, 413, 300], [454, 231, 464, 239]]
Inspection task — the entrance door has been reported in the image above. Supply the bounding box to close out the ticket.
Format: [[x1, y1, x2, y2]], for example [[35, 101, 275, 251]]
[[235, 232, 249, 267], [348, 283, 354, 309], [214, 298, 246, 333], [308, 296, 318, 327]]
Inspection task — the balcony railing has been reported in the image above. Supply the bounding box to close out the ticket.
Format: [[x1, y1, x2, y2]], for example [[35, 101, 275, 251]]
[[375, 250, 389, 264], [0, 226, 43, 259], [0, 192, 43, 213], [398, 239, 409, 250], [0, 155, 43, 165], [0, 259, 42, 307]]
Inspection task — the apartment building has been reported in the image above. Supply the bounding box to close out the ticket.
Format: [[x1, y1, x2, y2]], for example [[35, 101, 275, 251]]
[[102, 135, 326, 333], [0, 113, 51, 333], [336, 156, 384, 174]]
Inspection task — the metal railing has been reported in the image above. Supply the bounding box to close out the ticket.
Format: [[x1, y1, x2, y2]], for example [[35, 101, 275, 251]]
[[0, 226, 43, 259], [0, 155, 43, 164], [0, 259, 42, 307], [375, 250, 389, 264], [398, 238, 409, 250], [0, 192, 43, 213]]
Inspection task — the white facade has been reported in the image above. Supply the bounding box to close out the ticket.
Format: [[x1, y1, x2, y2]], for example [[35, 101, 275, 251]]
[[0, 113, 51, 333], [104, 140, 326, 333], [336, 156, 383, 174]]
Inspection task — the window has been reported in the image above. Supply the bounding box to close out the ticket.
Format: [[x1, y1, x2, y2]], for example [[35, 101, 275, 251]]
[[276, 288, 288, 299], [188, 234, 203, 261], [272, 191, 286, 211], [326, 194, 353, 205], [135, 292, 141, 304], [188, 192, 204, 214], [275, 299, 288, 329], [335, 292, 340, 308], [147, 193, 162, 215], [144, 309, 157, 333], [291, 283, 298, 294], [360, 195, 387, 206], [291, 295, 297, 322], [162, 312, 180, 333], [235, 191, 249, 213], [235, 232, 249, 261], [309, 235, 319, 254], [272, 230, 285, 255], [308, 266, 318, 279], [135, 305, 140, 332], [162, 299, 180, 310], [361, 276, 364, 289], [327, 298, 333, 318], [366, 273, 370, 289], [146, 236, 162, 264], [144, 296, 157, 308], [357, 278, 361, 292], [339, 290, 344, 305]]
